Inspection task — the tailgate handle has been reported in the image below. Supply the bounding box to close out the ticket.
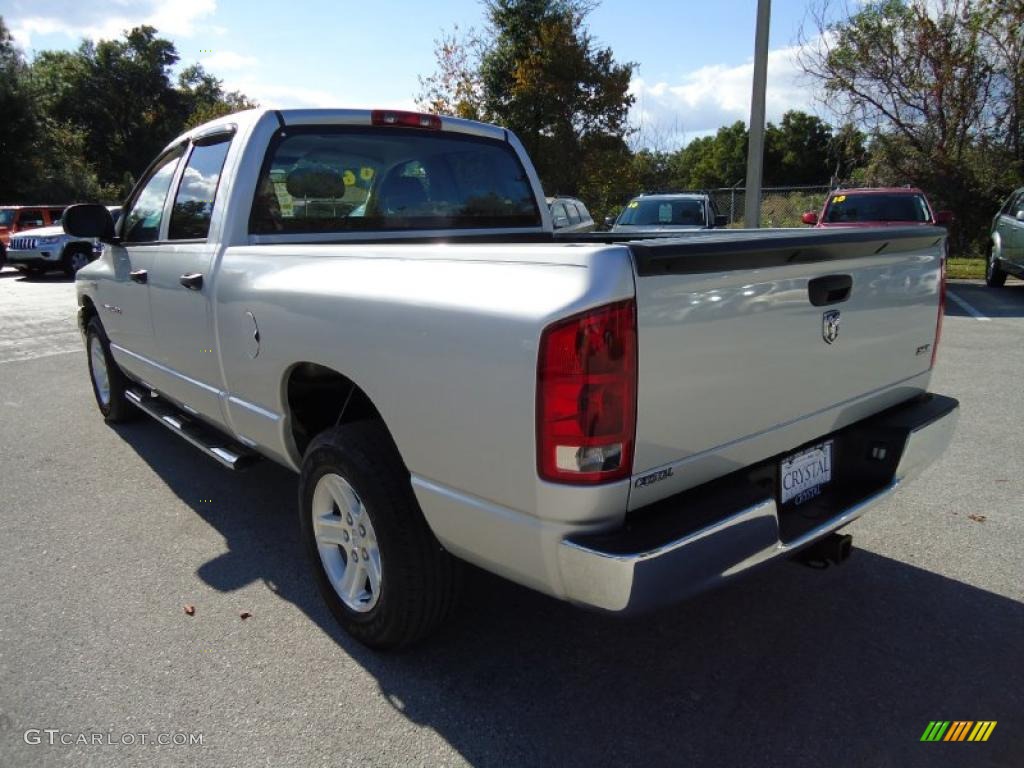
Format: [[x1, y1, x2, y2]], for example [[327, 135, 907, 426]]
[[808, 274, 852, 306]]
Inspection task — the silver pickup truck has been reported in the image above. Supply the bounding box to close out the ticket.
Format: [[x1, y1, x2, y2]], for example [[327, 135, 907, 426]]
[[65, 108, 958, 649]]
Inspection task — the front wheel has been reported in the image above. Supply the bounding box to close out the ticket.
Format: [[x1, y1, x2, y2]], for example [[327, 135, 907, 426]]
[[63, 246, 92, 277], [986, 245, 1008, 288], [85, 316, 136, 423], [299, 422, 462, 649]]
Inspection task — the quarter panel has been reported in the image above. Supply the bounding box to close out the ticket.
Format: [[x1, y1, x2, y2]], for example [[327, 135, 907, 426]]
[[213, 243, 635, 521]]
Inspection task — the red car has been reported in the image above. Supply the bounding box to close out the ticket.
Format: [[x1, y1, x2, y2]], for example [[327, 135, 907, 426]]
[[802, 188, 952, 228]]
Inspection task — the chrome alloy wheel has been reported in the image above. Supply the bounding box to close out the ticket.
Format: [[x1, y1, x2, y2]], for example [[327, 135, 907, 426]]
[[311, 473, 382, 612], [89, 334, 111, 407]]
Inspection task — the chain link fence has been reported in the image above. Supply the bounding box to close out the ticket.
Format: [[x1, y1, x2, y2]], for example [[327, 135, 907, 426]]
[[709, 185, 831, 228]]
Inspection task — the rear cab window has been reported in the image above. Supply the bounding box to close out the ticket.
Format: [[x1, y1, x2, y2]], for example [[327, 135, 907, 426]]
[[250, 127, 541, 234]]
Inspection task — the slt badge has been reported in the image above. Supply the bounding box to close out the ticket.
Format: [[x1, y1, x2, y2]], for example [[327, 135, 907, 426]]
[[822, 310, 841, 344]]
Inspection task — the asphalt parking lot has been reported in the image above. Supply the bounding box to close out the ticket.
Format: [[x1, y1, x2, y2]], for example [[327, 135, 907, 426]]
[[0, 267, 1021, 768]]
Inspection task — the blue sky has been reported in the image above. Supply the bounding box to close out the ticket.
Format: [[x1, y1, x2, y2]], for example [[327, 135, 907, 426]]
[[2, 0, 831, 146]]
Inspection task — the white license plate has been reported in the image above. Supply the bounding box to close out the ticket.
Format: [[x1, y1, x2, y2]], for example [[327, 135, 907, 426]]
[[780, 440, 833, 506]]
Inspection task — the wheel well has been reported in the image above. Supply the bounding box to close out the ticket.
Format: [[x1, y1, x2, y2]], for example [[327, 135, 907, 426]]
[[79, 296, 98, 334], [63, 240, 92, 256], [286, 363, 382, 456]]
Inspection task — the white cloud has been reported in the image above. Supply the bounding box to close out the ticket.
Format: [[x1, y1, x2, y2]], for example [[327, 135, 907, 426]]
[[8, 0, 216, 48], [199, 51, 257, 71], [630, 43, 819, 149]]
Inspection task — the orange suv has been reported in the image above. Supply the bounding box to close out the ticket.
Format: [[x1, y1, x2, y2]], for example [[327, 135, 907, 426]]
[[0, 205, 67, 268]]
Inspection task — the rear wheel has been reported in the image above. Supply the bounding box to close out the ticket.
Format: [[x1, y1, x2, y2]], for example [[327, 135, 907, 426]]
[[299, 422, 462, 649], [85, 316, 136, 423], [986, 245, 1008, 288]]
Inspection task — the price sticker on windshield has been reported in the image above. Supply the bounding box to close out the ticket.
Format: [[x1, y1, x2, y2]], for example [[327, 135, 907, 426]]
[[833, 195, 847, 203]]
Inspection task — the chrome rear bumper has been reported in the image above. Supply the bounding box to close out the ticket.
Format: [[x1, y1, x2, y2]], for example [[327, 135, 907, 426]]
[[558, 394, 959, 612]]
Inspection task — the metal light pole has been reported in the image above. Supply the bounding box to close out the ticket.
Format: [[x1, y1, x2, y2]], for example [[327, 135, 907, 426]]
[[743, 0, 771, 228]]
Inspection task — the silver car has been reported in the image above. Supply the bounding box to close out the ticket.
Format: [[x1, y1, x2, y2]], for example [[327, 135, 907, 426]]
[[988, 187, 1024, 287], [547, 196, 595, 233]]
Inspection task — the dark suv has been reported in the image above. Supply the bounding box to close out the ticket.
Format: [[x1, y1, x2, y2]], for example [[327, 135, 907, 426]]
[[608, 193, 726, 233]]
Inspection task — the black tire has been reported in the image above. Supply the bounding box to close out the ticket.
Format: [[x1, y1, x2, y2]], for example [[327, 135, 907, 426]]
[[63, 244, 92, 277], [85, 316, 136, 423], [299, 422, 462, 649], [986, 246, 1008, 288]]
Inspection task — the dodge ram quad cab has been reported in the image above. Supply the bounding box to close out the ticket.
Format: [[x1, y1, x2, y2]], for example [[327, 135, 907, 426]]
[[65, 109, 959, 649]]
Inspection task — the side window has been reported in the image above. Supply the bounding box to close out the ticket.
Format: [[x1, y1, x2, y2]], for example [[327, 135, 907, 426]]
[[169, 136, 232, 240], [20, 209, 44, 229], [565, 202, 581, 225], [576, 201, 592, 223], [552, 202, 569, 229], [123, 147, 185, 243], [1005, 191, 1024, 216]]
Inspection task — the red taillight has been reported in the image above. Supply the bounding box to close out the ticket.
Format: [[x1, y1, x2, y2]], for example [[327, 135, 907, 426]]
[[537, 300, 637, 484], [931, 251, 947, 368], [370, 110, 442, 130]]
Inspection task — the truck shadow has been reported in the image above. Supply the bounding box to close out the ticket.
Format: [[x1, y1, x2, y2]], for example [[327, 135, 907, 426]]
[[115, 420, 1023, 768], [946, 280, 1024, 318]]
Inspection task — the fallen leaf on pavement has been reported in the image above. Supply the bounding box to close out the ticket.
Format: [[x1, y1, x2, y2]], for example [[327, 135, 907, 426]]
[[184, 604, 196, 616], [968, 514, 986, 523], [240, 611, 252, 620]]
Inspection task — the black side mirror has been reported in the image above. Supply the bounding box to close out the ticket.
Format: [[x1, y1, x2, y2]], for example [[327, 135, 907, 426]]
[[63, 204, 116, 242], [714, 214, 728, 227], [604, 215, 616, 228]]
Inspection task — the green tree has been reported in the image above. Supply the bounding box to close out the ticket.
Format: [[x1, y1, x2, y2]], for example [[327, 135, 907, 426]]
[[0, 18, 42, 202], [419, 1, 635, 219], [478, 0, 635, 199], [33, 26, 185, 195], [684, 121, 748, 188], [178, 64, 256, 129], [798, 0, 1019, 253], [764, 111, 833, 186], [416, 26, 489, 120]]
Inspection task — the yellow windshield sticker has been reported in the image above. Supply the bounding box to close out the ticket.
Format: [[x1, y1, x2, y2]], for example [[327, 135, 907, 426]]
[[360, 167, 374, 181], [628, 201, 639, 208], [833, 195, 847, 203], [343, 170, 356, 187]]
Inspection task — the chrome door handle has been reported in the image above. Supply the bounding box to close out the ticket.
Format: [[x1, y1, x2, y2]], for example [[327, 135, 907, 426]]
[[129, 269, 148, 284]]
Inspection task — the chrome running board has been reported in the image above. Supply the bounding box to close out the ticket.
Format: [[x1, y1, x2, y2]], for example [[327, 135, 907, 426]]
[[125, 388, 260, 470]]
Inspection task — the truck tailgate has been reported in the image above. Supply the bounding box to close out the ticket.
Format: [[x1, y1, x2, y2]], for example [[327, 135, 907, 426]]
[[628, 227, 945, 504]]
